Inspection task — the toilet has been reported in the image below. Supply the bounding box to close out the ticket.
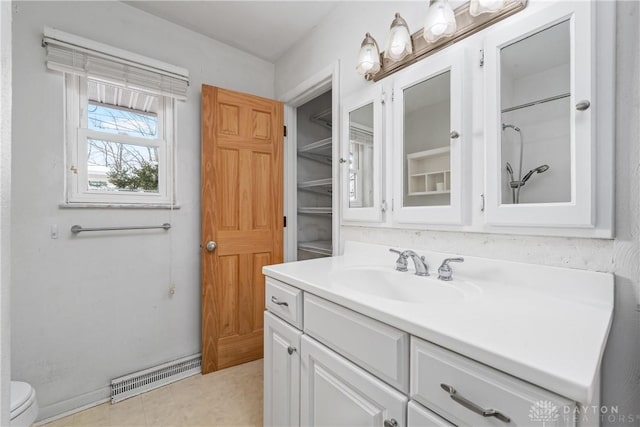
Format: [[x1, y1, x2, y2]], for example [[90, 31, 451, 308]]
[[10, 381, 38, 427]]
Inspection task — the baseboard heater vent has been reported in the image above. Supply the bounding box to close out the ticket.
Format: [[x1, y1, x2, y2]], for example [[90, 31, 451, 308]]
[[110, 353, 201, 403]]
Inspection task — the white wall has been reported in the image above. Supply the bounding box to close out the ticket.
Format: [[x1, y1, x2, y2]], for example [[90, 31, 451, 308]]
[[0, 1, 11, 425], [275, 1, 640, 422], [11, 1, 274, 420]]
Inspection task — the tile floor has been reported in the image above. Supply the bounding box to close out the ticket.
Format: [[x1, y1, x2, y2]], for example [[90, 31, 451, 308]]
[[41, 359, 263, 427]]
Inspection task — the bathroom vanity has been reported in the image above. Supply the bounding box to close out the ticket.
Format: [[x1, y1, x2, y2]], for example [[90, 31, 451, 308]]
[[263, 242, 613, 427]]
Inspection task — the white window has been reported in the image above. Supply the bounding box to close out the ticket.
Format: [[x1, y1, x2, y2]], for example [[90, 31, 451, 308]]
[[43, 27, 189, 207], [65, 76, 175, 205]]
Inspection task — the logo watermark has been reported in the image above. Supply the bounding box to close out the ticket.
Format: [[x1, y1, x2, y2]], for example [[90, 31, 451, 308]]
[[529, 400, 559, 426], [528, 401, 639, 425]]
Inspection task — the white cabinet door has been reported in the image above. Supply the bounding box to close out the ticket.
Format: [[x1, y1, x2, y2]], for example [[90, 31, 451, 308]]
[[301, 335, 407, 427], [264, 311, 302, 427], [483, 1, 612, 228], [391, 45, 468, 226], [341, 84, 385, 223]]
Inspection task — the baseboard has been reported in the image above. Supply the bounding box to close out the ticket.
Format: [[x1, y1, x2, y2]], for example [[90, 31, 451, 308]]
[[34, 387, 110, 424]]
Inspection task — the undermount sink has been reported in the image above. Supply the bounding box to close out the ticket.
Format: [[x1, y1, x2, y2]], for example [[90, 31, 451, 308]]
[[329, 266, 479, 304]]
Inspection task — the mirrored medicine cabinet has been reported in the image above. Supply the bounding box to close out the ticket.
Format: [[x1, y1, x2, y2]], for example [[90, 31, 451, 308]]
[[392, 48, 464, 225], [340, 1, 613, 236], [484, 1, 596, 227], [341, 85, 383, 223]]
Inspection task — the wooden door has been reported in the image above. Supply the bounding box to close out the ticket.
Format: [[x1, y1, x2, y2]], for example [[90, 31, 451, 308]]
[[201, 85, 284, 373]]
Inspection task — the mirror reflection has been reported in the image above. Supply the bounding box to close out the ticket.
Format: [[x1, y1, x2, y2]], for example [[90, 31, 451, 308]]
[[500, 20, 571, 204], [403, 71, 451, 207], [348, 103, 374, 208]]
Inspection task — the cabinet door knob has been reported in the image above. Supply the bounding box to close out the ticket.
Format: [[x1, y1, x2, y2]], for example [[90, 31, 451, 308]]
[[383, 419, 398, 427], [450, 130, 460, 139], [576, 100, 591, 111], [339, 158, 347, 164], [287, 346, 297, 355]]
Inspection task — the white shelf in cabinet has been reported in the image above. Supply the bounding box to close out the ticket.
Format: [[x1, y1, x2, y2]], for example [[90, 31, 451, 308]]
[[299, 137, 332, 154], [298, 178, 332, 196], [298, 207, 332, 215], [407, 147, 451, 196], [298, 240, 332, 256], [298, 137, 332, 164], [310, 108, 332, 129]]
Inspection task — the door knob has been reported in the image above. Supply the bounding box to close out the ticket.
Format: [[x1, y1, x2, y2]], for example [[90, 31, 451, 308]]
[[576, 100, 591, 111], [384, 419, 398, 427], [205, 241, 217, 252]]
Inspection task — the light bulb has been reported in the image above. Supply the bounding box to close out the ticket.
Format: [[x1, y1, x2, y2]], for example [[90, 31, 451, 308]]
[[423, 0, 457, 43], [384, 13, 413, 62], [356, 33, 381, 78], [469, 0, 505, 16], [389, 28, 409, 58], [430, 22, 448, 37]]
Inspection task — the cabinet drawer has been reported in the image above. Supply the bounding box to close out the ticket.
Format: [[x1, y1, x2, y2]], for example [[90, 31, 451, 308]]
[[265, 277, 302, 329], [408, 401, 455, 427], [304, 293, 409, 392], [301, 335, 407, 427], [411, 337, 575, 427]]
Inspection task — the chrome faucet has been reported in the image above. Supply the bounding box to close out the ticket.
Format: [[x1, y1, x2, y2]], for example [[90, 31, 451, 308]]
[[389, 249, 430, 276], [389, 249, 408, 272], [437, 257, 464, 281]]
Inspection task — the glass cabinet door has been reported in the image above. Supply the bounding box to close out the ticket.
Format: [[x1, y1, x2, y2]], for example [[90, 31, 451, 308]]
[[341, 84, 384, 223], [392, 47, 465, 225], [484, 1, 594, 227]]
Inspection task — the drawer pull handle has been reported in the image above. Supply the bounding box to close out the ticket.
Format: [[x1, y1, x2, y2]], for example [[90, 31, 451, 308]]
[[271, 296, 289, 307], [440, 383, 511, 423]]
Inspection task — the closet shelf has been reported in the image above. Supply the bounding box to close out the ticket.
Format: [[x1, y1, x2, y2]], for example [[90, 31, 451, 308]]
[[310, 108, 332, 129], [298, 240, 332, 256], [298, 137, 333, 165], [298, 137, 332, 154], [298, 178, 332, 196], [298, 207, 332, 215]]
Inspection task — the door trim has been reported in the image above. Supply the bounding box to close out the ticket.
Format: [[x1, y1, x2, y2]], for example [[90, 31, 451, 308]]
[[279, 61, 340, 261]]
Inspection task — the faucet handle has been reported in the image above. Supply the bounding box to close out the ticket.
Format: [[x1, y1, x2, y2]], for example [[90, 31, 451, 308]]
[[389, 248, 408, 272], [438, 257, 464, 281]]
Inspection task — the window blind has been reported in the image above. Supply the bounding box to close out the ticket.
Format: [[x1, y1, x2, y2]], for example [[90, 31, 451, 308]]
[[43, 28, 189, 101]]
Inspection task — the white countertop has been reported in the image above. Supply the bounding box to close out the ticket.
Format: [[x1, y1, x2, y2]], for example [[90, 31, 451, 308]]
[[263, 241, 614, 405]]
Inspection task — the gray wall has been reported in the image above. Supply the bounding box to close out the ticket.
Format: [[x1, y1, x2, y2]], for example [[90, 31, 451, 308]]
[[275, 1, 640, 423], [11, 1, 274, 419], [0, 1, 11, 425]]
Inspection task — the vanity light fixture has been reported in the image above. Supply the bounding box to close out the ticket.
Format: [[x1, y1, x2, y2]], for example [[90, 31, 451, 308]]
[[469, 0, 506, 16], [384, 13, 413, 61], [423, 0, 457, 43], [359, 0, 527, 82], [356, 33, 381, 80]]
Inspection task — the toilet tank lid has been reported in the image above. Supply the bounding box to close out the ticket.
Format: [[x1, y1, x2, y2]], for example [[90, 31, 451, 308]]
[[10, 382, 33, 412]]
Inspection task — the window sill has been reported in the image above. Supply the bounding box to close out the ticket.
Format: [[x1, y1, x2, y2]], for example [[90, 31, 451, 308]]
[[59, 202, 181, 210]]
